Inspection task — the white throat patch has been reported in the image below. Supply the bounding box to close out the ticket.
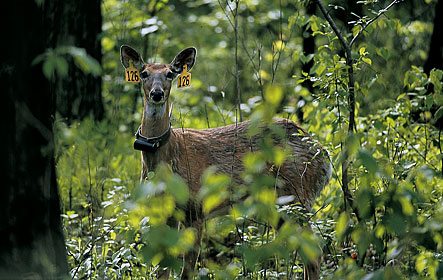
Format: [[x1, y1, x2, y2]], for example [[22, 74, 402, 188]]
[[145, 102, 167, 119]]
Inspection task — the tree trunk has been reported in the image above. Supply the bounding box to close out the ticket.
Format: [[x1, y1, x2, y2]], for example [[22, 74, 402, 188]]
[[424, 0, 442, 74], [424, 0, 443, 131], [0, 1, 69, 278], [46, 0, 104, 122]]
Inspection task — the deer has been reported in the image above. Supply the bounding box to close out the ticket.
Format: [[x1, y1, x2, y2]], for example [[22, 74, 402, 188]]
[[120, 45, 332, 280]]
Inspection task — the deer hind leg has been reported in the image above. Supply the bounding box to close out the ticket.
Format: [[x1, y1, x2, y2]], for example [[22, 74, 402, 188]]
[[181, 201, 203, 279], [157, 269, 171, 280], [277, 216, 322, 280], [182, 238, 201, 280], [304, 257, 320, 280], [303, 222, 321, 280]]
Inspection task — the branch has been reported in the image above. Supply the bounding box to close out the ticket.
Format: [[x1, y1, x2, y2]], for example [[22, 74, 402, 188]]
[[217, 0, 235, 29], [349, 0, 400, 47], [314, 0, 351, 57]]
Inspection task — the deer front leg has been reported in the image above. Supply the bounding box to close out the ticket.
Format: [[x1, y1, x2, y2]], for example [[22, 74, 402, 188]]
[[140, 154, 148, 182], [155, 217, 180, 280]]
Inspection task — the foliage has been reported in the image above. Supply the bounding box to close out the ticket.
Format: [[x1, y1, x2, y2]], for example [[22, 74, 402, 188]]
[[55, 0, 442, 279], [33, 46, 102, 79]]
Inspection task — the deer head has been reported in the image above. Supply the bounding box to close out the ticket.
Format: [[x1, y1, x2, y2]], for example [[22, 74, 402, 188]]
[[120, 45, 197, 105]]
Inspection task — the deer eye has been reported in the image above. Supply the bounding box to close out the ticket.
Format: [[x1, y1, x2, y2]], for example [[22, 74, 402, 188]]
[[165, 71, 174, 80], [140, 71, 149, 79]]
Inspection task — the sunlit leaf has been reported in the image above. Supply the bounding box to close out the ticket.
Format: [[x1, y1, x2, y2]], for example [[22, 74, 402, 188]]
[[362, 57, 372, 65]]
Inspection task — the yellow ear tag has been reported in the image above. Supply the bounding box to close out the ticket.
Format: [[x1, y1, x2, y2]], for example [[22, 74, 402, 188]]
[[177, 65, 191, 88], [125, 60, 140, 83]]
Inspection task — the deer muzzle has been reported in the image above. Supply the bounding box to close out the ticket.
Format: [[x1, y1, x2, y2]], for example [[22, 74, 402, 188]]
[[150, 89, 164, 103]]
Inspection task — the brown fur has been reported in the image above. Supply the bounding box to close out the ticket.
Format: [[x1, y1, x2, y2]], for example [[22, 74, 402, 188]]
[[143, 117, 330, 210], [145, 63, 171, 73]]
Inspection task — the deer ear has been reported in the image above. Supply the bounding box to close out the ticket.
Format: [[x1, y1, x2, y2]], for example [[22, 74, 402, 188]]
[[120, 45, 144, 69], [170, 47, 197, 74]]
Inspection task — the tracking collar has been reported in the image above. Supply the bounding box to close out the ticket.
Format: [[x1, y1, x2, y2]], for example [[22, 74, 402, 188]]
[[134, 104, 173, 153]]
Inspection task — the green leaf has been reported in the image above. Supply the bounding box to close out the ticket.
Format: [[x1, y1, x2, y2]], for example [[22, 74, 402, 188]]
[[358, 149, 378, 174], [264, 85, 283, 106], [41, 54, 68, 78], [42, 57, 55, 79], [346, 133, 360, 156], [376, 47, 389, 60], [352, 25, 362, 37], [356, 188, 374, 219], [315, 63, 326, 75], [66, 211, 78, 219], [203, 194, 224, 214], [404, 70, 415, 87], [300, 53, 314, 64], [353, 228, 370, 258], [132, 181, 164, 201], [425, 95, 434, 109], [298, 230, 321, 262], [435, 106, 443, 120], [167, 174, 189, 205], [434, 93, 443, 106], [430, 69, 443, 92], [398, 196, 414, 216], [335, 212, 350, 240], [244, 152, 266, 173], [362, 57, 372, 65], [102, 36, 115, 51], [199, 168, 230, 213], [53, 56, 69, 77], [359, 47, 367, 56], [33, 46, 101, 80], [416, 253, 427, 273], [65, 46, 102, 76], [384, 213, 406, 235]]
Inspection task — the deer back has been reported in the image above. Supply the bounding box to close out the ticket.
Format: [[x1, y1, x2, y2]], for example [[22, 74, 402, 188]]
[[167, 118, 331, 211]]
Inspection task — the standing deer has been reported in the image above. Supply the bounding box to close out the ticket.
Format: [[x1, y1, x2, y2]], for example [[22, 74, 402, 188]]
[[120, 45, 331, 279]]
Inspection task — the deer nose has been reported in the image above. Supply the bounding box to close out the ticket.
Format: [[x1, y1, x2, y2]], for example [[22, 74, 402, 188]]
[[150, 89, 164, 102]]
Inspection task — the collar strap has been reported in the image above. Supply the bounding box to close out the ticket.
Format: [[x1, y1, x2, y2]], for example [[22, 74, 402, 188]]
[[134, 123, 171, 152], [133, 104, 173, 153]]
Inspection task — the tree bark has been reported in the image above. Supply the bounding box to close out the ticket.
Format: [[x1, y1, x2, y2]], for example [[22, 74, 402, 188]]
[[46, 0, 104, 122], [0, 1, 69, 278], [424, 0, 443, 137], [424, 0, 442, 74]]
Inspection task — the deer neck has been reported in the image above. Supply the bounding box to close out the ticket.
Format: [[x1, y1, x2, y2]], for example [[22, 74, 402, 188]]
[[140, 99, 175, 172], [141, 99, 171, 137]]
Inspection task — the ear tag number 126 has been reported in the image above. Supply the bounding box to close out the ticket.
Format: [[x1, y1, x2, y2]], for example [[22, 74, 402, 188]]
[[177, 65, 191, 88], [125, 60, 140, 83]]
